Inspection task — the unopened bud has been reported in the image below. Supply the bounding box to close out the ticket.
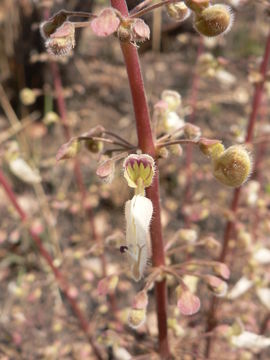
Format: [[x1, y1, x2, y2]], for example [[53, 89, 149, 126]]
[[184, 123, 201, 140], [45, 21, 75, 56], [194, 4, 234, 38], [96, 158, 115, 183], [199, 138, 224, 157], [132, 290, 148, 310], [85, 139, 103, 153], [213, 263, 230, 280], [161, 90, 181, 111], [97, 275, 119, 296], [43, 111, 59, 125], [56, 137, 81, 161], [128, 308, 146, 329], [212, 145, 252, 187], [131, 18, 150, 43], [123, 154, 155, 190], [20, 88, 37, 106], [205, 275, 228, 297], [166, 2, 191, 22], [185, 0, 210, 13], [176, 286, 201, 315]]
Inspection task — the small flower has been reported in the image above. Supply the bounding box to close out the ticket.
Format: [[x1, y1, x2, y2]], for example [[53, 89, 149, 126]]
[[161, 90, 182, 112], [185, 0, 210, 13], [19, 88, 37, 106], [123, 154, 155, 191], [124, 195, 153, 281]]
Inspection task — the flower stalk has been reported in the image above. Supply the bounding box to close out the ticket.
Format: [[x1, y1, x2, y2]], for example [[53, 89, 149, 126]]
[[205, 28, 270, 358], [111, 0, 170, 357]]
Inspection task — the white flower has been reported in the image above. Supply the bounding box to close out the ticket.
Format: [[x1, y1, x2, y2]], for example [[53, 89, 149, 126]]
[[256, 288, 270, 311], [227, 276, 253, 299], [253, 248, 270, 264], [166, 111, 185, 132], [231, 331, 270, 352], [125, 195, 153, 281], [9, 158, 41, 184]]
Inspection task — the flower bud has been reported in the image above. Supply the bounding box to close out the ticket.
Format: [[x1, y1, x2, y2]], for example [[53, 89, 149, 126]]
[[123, 154, 155, 190], [43, 111, 59, 125], [199, 138, 224, 157], [56, 137, 81, 161], [212, 145, 252, 187], [213, 262, 230, 280], [184, 123, 201, 140], [205, 275, 228, 297], [132, 290, 148, 310], [19, 88, 37, 106], [128, 308, 146, 329], [194, 4, 234, 38], [161, 90, 181, 112], [45, 21, 75, 56], [176, 286, 201, 315], [96, 158, 115, 183], [166, 2, 191, 22], [131, 18, 150, 43], [185, 0, 210, 13], [97, 275, 119, 296], [85, 139, 104, 153]]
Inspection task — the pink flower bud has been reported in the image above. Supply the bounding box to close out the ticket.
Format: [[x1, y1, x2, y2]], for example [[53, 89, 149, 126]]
[[176, 286, 201, 315], [91, 8, 120, 37], [132, 291, 148, 310]]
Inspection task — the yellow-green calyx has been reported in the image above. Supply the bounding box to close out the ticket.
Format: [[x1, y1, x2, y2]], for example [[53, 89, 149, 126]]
[[123, 154, 155, 194], [212, 145, 252, 188]]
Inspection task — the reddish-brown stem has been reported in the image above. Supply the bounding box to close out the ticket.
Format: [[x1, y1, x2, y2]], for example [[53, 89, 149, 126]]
[[111, 0, 170, 357], [205, 29, 270, 358], [0, 169, 102, 360]]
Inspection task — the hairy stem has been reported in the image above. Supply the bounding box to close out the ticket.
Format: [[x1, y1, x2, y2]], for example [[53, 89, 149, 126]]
[[205, 28, 270, 358], [111, 0, 170, 357]]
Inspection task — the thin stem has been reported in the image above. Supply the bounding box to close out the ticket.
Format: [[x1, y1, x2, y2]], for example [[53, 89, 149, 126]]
[[130, 0, 154, 15], [111, 0, 170, 357], [157, 139, 199, 147], [205, 28, 270, 359], [0, 170, 102, 360], [103, 130, 135, 147], [130, 0, 178, 18]]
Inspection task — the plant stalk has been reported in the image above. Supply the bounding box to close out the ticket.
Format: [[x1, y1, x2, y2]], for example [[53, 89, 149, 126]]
[[205, 28, 270, 359], [110, 0, 170, 357]]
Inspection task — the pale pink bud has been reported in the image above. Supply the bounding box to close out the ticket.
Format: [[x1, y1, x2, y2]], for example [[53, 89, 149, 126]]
[[132, 291, 148, 310], [91, 8, 120, 37], [176, 286, 201, 315]]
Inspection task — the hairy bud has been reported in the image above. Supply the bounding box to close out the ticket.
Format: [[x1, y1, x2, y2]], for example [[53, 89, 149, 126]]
[[166, 2, 191, 22], [128, 308, 146, 329], [185, 0, 210, 13], [194, 4, 234, 38], [132, 290, 148, 310], [45, 21, 75, 56], [161, 90, 182, 111], [212, 145, 252, 187]]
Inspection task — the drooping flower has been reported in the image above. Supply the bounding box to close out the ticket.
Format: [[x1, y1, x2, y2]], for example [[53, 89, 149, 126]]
[[124, 195, 153, 281]]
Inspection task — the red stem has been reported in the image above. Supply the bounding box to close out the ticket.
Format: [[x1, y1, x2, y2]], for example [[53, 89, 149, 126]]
[[110, 0, 170, 357], [0, 169, 102, 359], [205, 29, 270, 358]]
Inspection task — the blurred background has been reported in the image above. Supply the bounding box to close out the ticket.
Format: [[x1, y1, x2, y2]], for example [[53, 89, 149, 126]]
[[0, 0, 270, 359]]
